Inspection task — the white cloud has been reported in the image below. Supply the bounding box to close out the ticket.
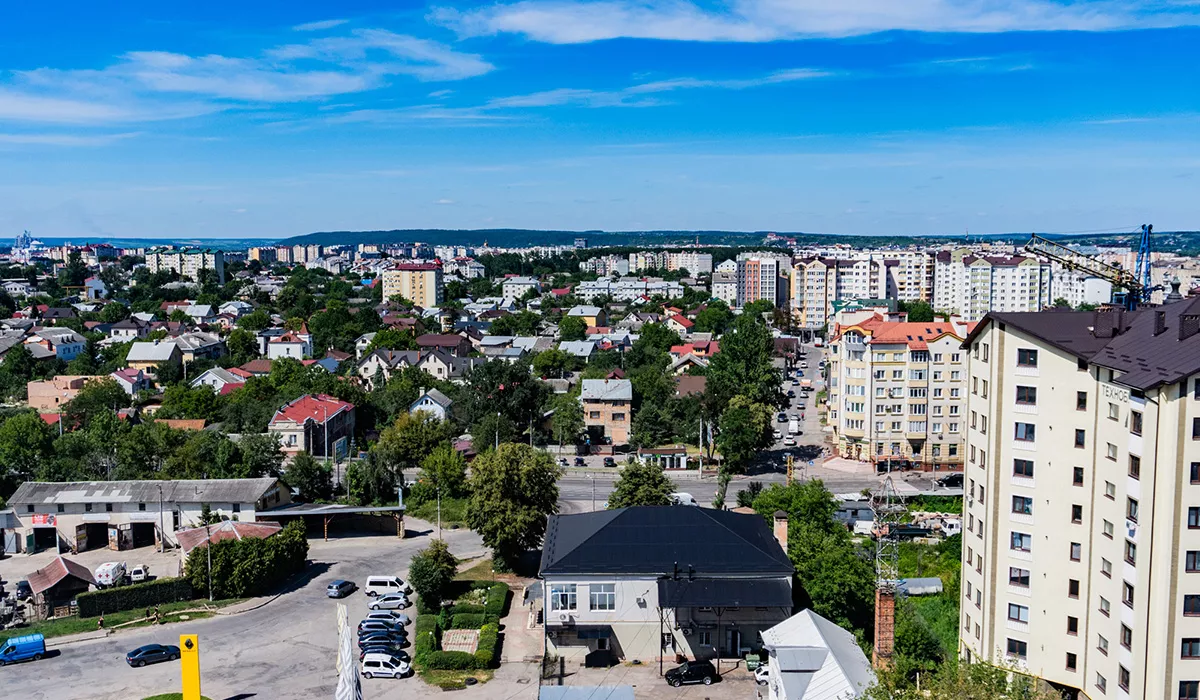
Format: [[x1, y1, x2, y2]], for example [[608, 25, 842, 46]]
[[293, 19, 350, 31], [0, 131, 138, 146], [433, 0, 1200, 43], [435, 198, 456, 204]]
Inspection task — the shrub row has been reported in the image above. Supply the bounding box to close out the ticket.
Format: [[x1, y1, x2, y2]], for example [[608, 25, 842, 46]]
[[77, 577, 194, 617], [484, 582, 510, 617], [447, 602, 485, 615], [475, 622, 499, 668], [424, 650, 481, 670], [414, 614, 439, 664], [449, 612, 498, 630]]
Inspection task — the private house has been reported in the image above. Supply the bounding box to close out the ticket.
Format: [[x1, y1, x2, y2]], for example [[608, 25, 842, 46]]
[[580, 378, 633, 446], [24, 328, 86, 361], [416, 348, 479, 382], [173, 331, 225, 362], [759, 610, 875, 700], [237, 359, 273, 377], [502, 276, 541, 300], [7, 478, 290, 554], [354, 332, 376, 359], [218, 300, 254, 318], [356, 348, 420, 388], [559, 340, 597, 361], [267, 331, 312, 360], [415, 333, 472, 357], [125, 340, 182, 372], [190, 367, 246, 394], [83, 276, 107, 300], [409, 388, 453, 422], [110, 368, 151, 396], [109, 316, 150, 341], [41, 307, 78, 324], [540, 506, 795, 665], [27, 376, 92, 411], [268, 394, 356, 459], [665, 314, 694, 335], [567, 305, 607, 329]]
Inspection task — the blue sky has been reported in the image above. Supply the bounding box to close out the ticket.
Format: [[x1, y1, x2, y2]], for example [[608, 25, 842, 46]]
[[1, 1, 1198, 239]]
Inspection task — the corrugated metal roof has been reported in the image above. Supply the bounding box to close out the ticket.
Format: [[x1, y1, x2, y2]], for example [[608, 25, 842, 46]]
[[9, 478, 280, 506]]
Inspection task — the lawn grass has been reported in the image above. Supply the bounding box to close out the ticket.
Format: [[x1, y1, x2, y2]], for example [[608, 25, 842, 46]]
[[408, 497, 469, 528], [21, 598, 242, 640], [418, 667, 493, 689], [455, 557, 495, 581]]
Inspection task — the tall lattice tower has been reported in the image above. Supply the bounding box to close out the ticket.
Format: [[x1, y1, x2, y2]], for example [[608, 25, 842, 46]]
[[871, 477, 906, 669]]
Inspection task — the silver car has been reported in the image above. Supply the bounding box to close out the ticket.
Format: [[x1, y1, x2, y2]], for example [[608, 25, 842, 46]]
[[365, 610, 410, 625], [368, 592, 410, 610]]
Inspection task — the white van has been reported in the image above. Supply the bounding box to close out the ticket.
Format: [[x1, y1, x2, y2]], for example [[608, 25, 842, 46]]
[[361, 653, 411, 679], [95, 561, 127, 588], [364, 576, 413, 598], [670, 493, 698, 507]]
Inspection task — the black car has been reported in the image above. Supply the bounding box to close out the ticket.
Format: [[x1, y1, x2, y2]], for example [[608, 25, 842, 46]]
[[358, 632, 408, 649], [603, 457, 616, 467], [935, 473, 964, 488], [664, 659, 717, 687], [574, 457, 586, 466], [126, 643, 181, 667], [358, 620, 407, 635], [360, 645, 410, 662], [15, 580, 31, 601], [786, 390, 795, 398]]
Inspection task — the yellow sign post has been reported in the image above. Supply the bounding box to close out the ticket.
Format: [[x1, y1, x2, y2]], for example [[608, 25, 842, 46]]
[[180, 634, 201, 700], [786, 455, 794, 485]]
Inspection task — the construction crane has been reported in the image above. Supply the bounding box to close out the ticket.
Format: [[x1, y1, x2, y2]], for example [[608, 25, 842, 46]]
[[1024, 224, 1155, 310], [871, 477, 905, 670]]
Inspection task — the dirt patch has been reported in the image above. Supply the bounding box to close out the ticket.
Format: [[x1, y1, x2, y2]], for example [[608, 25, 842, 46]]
[[441, 628, 480, 654]]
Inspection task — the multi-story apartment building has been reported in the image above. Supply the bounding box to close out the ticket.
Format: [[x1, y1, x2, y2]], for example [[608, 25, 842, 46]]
[[736, 253, 790, 309], [1051, 265, 1113, 308], [827, 311, 970, 469], [627, 251, 714, 275], [932, 250, 1051, 322], [145, 248, 226, 284], [711, 272, 737, 307], [248, 246, 278, 264], [381, 262, 443, 308], [790, 253, 933, 330], [274, 246, 293, 264], [959, 299, 1200, 700], [580, 255, 629, 277], [575, 277, 683, 302]]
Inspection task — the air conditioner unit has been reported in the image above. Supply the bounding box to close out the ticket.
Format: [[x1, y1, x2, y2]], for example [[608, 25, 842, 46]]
[[680, 626, 694, 636], [559, 612, 570, 622]]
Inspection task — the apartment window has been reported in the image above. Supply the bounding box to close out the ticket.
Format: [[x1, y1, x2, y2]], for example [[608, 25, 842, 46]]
[[1194, 416, 1200, 440], [589, 583, 615, 611], [1070, 542, 1082, 561], [1073, 467, 1084, 486], [1098, 635, 1109, 655], [1184, 681, 1200, 700], [951, 371, 961, 380], [549, 584, 577, 611], [1010, 496, 1032, 516], [84, 503, 92, 513], [1015, 422, 1036, 442], [1067, 616, 1079, 635], [1077, 391, 1088, 411], [1009, 567, 1030, 587], [1101, 558, 1112, 577], [1016, 386, 1037, 405], [1007, 604, 1029, 623], [1017, 349, 1038, 367], [1183, 639, 1200, 659], [589, 411, 601, 419], [1072, 504, 1083, 523], [612, 413, 625, 422], [1106, 481, 1116, 499], [1121, 624, 1133, 650], [1193, 462, 1200, 484], [1128, 498, 1139, 522], [952, 353, 961, 362], [1129, 455, 1141, 480], [1131, 410, 1143, 436], [1011, 532, 1032, 552], [1126, 540, 1137, 565], [1108, 402, 1120, 421], [1075, 429, 1086, 448], [138, 503, 146, 511], [1186, 595, 1200, 617], [1078, 357, 1088, 371], [698, 631, 712, 646], [1006, 638, 1028, 659], [1191, 508, 1200, 529], [1103, 520, 1114, 539], [1119, 666, 1130, 692], [1100, 596, 1110, 615], [1123, 582, 1135, 608], [1066, 652, 1078, 671], [1188, 551, 1200, 572], [1069, 579, 1080, 598]]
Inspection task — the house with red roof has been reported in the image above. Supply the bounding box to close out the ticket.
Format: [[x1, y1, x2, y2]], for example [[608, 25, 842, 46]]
[[665, 313, 694, 335], [267, 330, 312, 360], [268, 394, 356, 458]]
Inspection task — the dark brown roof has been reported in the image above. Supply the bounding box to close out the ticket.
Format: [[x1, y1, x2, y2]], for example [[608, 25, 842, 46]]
[[416, 334, 464, 347], [27, 556, 96, 595], [675, 375, 707, 397], [176, 520, 282, 554]]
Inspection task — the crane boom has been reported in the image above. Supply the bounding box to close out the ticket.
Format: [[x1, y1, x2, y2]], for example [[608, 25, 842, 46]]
[[1024, 233, 1142, 309]]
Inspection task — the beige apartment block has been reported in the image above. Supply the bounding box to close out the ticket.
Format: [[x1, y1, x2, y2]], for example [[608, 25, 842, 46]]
[[959, 300, 1200, 700], [381, 262, 444, 308], [828, 312, 970, 471]]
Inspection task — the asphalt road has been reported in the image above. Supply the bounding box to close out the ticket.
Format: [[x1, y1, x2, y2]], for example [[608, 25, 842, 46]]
[[1, 526, 485, 700]]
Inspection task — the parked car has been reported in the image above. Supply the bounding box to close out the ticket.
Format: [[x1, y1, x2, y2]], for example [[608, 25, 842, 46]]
[[776, 413, 787, 423], [784, 436, 796, 447], [772, 430, 782, 440], [14, 580, 31, 601], [557, 458, 568, 466], [603, 457, 616, 467], [360, 646, 410, 662], [364, 576, 412, 597], [129, 565, 150, 583], [573, 457, 586, 466], [126, 643, 180, 667], [799, 361, 808, 369], [361, 653, 412, 679], [368, 592, 410, 610], [754, 665, 770, 684], [935, 473, 964, 488], [664, 659, 718, 687], [364, 610, 410, 625], [358, 619, 406, 635], [0, 633, 45, 665], [95, 561, 127, 588], [357, 632, 408, 649], [327, 580, 357, 598], [670, 492, 698, 507]]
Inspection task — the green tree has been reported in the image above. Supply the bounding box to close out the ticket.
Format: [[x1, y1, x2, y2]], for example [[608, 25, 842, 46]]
[[0, 411, 56, 496], [715, 395, 773, 474], [364, 328, 417, 354], [417, 444, 469, 499], [625, 323, 681, 373], [158, 384, 221, 421], [549, 393, 584, 448], [237, 309, 272, 331], [61, 250, 88, 287], [742, 298, 775, 318], [99, 302, 128, 324], [62, 378, 130, 428], [345, 450, 397, 506], [630, 404, 674, 448], [706, 313, 783, 412], [375, 412, 456, 476], [489, 310, 541, 336], [693, 299, 734, 334], [558, 315, 588, 342], [226, 328, 259, 365], [236, 432, 286, 478], [607, 461, 674, 508], [466, 443, 561, 571], [407, 538, 458, 607], [897, 300, 936, 322], [285, 451, 332, 501], [531, 348, 574, 379]]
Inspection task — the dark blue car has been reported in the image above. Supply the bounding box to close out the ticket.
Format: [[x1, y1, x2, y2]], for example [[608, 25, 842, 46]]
[[126, 643, 180, 667]]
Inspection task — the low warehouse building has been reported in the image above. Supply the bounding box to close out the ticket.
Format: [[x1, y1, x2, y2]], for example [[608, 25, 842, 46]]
[[6, 478, 291, 554]]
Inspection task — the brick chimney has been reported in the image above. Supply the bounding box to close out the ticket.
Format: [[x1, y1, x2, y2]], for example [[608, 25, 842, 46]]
[[773, 510, 789, 550]]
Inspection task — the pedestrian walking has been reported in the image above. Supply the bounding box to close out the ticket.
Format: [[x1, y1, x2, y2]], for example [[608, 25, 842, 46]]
[[97, 615, 104, 630]]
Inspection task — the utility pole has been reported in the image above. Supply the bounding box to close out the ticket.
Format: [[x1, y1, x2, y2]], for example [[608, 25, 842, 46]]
[[157, 484, 165, 553], [590, 475, 596, 512], [495, 411, 500, 450], [205, 522, 213, 602], [437, 487, 442, 539]]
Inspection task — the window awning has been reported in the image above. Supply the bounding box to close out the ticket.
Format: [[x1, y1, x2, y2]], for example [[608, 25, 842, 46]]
[[658, 578, 792, 608]]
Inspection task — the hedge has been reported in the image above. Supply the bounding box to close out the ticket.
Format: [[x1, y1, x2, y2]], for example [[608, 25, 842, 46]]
[[447, 603, 486, 615], [425, 650, 482, 670], [484, 582, 510, 617], [475, 622, 499, 668], [414, 614, 439, 663], [183, 520, 308, 599], [450, 613, 488, 629], [77, 577, 194, 617]]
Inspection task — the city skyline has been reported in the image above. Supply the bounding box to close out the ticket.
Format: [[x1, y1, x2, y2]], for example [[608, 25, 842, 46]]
[[1, 1, 1199, 239]]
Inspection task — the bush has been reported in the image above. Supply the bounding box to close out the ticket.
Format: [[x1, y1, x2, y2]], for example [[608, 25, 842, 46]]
[[77, 577, 194, 617], [448, 603, 486, 615], [425, 650, 482, 670], [183, 520, 308, 600], [475, 622, 499, 668], [414, 614, 439, 663], [416, 596, 439, 616], [450, 613, 488, 629], [484, 582, 510, 617]]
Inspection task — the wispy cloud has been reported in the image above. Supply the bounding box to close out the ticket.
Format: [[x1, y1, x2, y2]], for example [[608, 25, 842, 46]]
[[0, 132, 139, 146], [293, 19, 350, 32], [433, 0, 1200, 43]]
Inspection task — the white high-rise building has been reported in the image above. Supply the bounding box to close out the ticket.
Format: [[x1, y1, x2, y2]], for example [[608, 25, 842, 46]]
[[790, 252, 933, 330], [736, 253, 790, 309], [960, 301, 1200, 700], [933, 250, 1051, 322], [145, 248, 226, 284]]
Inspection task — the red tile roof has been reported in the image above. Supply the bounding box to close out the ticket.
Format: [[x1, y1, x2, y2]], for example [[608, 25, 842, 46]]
[[860, 321, 963, 350], [175, 520, 283, 554], [270, 393, 354, 426], [668, 314, 694, 328], [27, 555, 96, 595]]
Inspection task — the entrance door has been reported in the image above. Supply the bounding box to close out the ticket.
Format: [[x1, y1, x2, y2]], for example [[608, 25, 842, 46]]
[[725, 629, 741, 658]]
